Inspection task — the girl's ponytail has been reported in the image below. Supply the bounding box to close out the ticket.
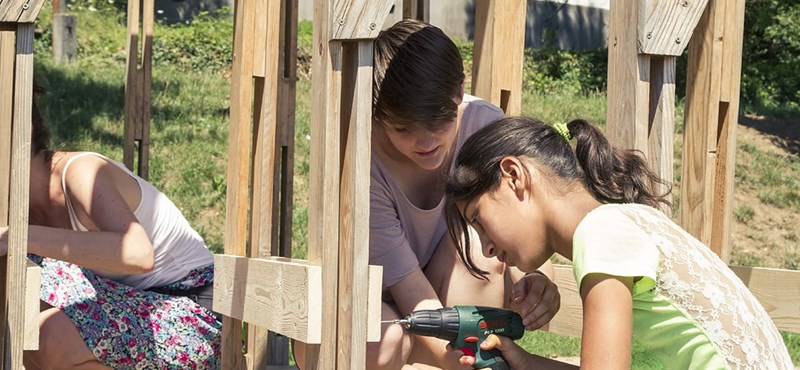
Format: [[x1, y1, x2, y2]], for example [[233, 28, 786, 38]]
[[568, 119, 671, 210]]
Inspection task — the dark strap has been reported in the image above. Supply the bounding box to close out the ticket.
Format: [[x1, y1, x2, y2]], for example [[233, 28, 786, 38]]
[[146, 284, 220, 321]]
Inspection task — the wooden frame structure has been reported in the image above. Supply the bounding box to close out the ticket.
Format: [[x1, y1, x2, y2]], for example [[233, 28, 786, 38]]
[[122, 0, 154, 179], [0, 0, 45, 368]]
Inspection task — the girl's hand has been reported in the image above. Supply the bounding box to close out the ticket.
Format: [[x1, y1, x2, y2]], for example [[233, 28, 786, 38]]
[[512, 270, 561, 330], [444, 343, 474, 370], [459, 334, 533, 370]]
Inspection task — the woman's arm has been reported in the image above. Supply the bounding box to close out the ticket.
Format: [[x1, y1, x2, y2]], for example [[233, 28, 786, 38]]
[[579, 273, 634, 370], [29, 155, 154, 274]]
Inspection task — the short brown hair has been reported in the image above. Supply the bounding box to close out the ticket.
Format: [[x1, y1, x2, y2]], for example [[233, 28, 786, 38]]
[[373, 19, 465, 130]]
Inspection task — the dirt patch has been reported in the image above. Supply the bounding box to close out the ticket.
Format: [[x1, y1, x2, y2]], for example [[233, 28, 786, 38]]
[[730, 116, 800, 269]]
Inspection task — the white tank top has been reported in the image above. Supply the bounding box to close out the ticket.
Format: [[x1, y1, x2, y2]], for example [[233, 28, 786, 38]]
[[61, 152, 214, 289]]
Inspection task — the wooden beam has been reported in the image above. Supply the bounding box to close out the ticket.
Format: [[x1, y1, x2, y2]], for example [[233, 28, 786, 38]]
[[330, 0, 393, 40], [402, 0, 429, 22], [213, 255, 384, 343], [0, 0, 45, 23], [4, 22, 34, 369], [24, 259, 41, 350], [123, 0, 153, 179], [0, 24, 15, 368], [647, 56, 675, 209], [548, 264, 800, 338], [607, 1, 650, 149], [638, 0, 709, 56], [471, 0, 525, 115], [681, 0, 744, 261]]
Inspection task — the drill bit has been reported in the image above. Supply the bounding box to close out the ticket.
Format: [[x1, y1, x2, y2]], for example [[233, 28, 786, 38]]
[[381, 318, 411, 326]]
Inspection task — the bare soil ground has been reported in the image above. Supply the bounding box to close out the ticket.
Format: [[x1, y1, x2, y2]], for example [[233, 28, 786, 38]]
[[731, 115, 799, 269]]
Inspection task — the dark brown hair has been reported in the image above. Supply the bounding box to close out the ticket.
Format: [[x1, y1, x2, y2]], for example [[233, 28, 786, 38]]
[[445, 117, 671, 278], [31, 81, 50, 156], [373, 19, 464, 130]]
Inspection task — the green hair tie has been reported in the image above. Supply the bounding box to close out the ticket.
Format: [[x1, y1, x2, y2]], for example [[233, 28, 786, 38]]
[[553, 122, 572, 141]]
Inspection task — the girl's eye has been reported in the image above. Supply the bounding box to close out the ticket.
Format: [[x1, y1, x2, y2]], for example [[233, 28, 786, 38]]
[[393, 126, 409, 134]]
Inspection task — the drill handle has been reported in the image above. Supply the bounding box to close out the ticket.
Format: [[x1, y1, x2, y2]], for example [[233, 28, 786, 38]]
[[479, 348, 510, 370]]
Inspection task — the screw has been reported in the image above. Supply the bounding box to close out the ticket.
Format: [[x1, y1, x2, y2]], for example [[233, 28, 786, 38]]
[[22, 2, 28, 9], [675, 37, 682, 44], [369, 23, 376, 30], [647, 32, 652, 39], [338, 19, 345, 26]]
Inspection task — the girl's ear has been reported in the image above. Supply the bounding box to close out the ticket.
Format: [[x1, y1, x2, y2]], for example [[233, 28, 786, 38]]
[[499, 156, 528, 199]]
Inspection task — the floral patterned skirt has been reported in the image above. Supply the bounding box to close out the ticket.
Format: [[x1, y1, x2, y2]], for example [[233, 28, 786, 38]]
[[32, 256, 221, 369]]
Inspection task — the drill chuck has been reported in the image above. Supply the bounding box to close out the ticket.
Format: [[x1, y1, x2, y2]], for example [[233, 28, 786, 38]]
[[403, 306, 461, 342]]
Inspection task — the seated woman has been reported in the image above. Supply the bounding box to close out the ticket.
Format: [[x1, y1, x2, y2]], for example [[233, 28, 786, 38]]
[[0, 87, 220, 369]]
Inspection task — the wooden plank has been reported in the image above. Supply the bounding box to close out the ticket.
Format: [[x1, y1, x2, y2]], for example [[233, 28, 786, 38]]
[[647, 56, 675, 210], [214, 255, 322, 344], [123, 0, 140, 173], [402, 0, 429, 22], [471, 0, 525, 115], [308, 0, 341, 367], [6, 22, 34, 369], [252, 0, 268, 77], [549, 265, 800, 338], [137, 0, 153, 179], [24, 260, 40, 350], [222, 0, 258, 367], [52, 14, 77, 64], [366, 265, 382, 342], [272, 0, 298, 258], [680, 0, 729, 259], [330, 0, 394, 41], [639, 0, 709, 56], [708, 0, 744, 261], [607, 0, 650, 152], [0, 24, 14, 370], [336, 40, 373, 369], [0, 0, 45, 23]]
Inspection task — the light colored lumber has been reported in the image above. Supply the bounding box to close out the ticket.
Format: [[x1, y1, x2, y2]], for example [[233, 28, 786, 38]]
[[123, 0, 153, 179], [0, 23, 14, 368], [222, 0, 258, 367], [606, 0, 650, 152], [330, 0, 394, 40], [639, 0, 709, 56], [308, 0, 342, 367], [647, 56, 675, 209], [336, 40, 374, 369], [214, 255, 322, 344], [681, 0, 744, 261], [5, 23, 35, 369], [24, 259, 41, 350], [213, 255, 384, 345], [0, 0, 45, 23], [548, 264, 800, 338], [471, 0, 525, 115]]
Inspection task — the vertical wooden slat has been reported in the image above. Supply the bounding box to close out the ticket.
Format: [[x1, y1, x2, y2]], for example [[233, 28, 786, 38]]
[[123, 0, 152, 179], [336, 40, 372, 370], [647, 56, 675, 209], [681, 0, 741, 260], [0, 24, 16, 370], [137, 0, 153, 179], [308, 0, 342, 368], [607, 0, 650, 151], [471, 0, 525, 115], [222, 0, 257, 367], [6, 22, 33, 370], [123, 0, 140, 173], [403, 0, 429, 22], [272, 0, 298, 259]]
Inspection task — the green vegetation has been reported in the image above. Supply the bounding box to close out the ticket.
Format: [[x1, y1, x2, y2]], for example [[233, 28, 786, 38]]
[[31, 3, 798, 366]]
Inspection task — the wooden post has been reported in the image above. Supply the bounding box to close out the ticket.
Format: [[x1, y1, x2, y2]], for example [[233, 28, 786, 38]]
[[0, 11, 44, 367], [607, 0, 708, 213], [123, 0, 153, 179], [403, 0, 429, 22], [681, 0, 745, 261], [52, 13, 76, 64], [471, 0, 525, 115]]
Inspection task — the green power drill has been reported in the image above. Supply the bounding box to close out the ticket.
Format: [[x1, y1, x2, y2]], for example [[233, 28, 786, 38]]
[[392, 306, 525, 370]]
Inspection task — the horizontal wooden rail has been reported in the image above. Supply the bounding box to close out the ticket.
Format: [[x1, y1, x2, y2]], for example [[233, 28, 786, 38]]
[[548, 264, 800, 338], [213, 254, 383, 344]]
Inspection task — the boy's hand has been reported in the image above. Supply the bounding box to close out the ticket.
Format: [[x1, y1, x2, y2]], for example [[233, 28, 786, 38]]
[[458, 334, 533, 370], [444, 343, 477, 370], [512, 270, 560, 330]]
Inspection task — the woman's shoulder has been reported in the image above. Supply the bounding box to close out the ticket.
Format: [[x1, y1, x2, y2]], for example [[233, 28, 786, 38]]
[[461, 94, 504, 121]]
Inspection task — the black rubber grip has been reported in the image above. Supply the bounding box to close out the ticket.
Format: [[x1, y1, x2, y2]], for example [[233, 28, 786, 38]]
[[405, 307, 460, 342]]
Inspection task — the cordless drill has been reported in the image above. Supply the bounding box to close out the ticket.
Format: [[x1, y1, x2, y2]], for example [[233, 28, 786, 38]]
[[393, 306, 525, 370]]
